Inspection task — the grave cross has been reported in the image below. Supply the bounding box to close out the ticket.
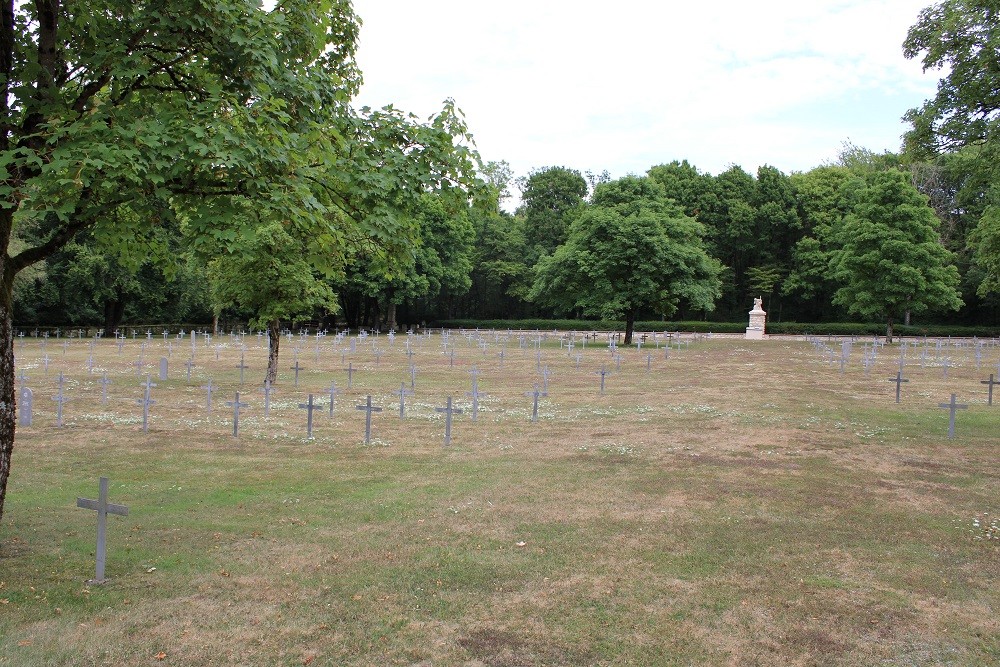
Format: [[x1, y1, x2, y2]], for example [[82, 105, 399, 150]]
[[646, 352, 653, 373], [17, 368, 28, 388], [541, 366, 552, 393], [236, 353, 249, 384], [99, 373, 112, 405], [42, 353, 51, 374], [355, 395, 382, 444], [261, 379, 273, 417], [326, 382, 338, 417], [596, 366, 612, 394], [435, 396, 463, 446], [937, 393, 968, 439], [290, 360, 304, 386], [52, 386, 69, 427], [344, 362, 355, 389], [184, 357, 195, 383], [136, 377, 157, 433], [397, 382, 414, 418], [132, 357, 146, 377], [524, 383, 547, 422], [942, 357, 952, 379], [201, 378, 216, 412], [980, 374, 999, 407], [225, 392, 249, 438], [466, 384, 487, 422], [409, 364, 418, 390], [299, 394, 324, 439], [888, 371, 909, 403], [76, 477, 129, 584]]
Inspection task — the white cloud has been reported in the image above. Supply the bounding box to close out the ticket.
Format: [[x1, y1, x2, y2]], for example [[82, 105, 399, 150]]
[[352, 0, 939, 186]]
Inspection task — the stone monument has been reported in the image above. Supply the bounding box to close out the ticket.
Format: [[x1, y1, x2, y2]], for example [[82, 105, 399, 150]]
[[745, 297, 766, 340]]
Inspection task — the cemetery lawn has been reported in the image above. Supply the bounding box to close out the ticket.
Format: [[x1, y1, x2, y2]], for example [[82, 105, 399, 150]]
[[1, 333, 998, 666]]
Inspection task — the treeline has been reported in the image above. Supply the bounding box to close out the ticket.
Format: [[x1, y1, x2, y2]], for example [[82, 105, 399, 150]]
[[15, 145, 998, 337]]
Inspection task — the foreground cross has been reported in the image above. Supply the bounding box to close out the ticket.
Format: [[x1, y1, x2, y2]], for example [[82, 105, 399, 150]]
[[435, 396, 463, 446], [299, 394, 324, 439], [225, 391, 249, 438], [355, 395, 383, 444], [76, 477, 129, 584], [524, 384, 547, 422], [937, 393, 968, 439], [397, 383, 414, 419], [980, 374, 999, 407], [888, 371, 909, 404]]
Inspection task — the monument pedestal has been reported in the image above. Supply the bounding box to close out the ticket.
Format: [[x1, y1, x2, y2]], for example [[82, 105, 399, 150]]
[[745, 298, 767, 340]]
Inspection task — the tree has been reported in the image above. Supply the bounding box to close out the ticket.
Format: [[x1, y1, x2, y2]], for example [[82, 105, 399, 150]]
[[0, 1, 480, 528], [518, 166, 588, 260], [829, 171, 963, 341], [208, 221, 337, 383], [528, 177, 721, 344]]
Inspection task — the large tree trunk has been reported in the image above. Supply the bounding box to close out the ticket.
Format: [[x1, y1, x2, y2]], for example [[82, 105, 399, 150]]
[[624, 311, 636, 346], [886, 316, 894, 344], [103, 295, 125, 337], [266, 318, 280, 384], [0, 262, 15, 528]]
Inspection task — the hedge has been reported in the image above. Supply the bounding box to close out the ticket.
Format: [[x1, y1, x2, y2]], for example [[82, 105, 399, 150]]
[[435, 319, 1000, 338]]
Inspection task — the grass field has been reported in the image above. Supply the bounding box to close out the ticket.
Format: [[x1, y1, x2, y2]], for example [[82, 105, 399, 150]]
[[0, 331, 997, 666]]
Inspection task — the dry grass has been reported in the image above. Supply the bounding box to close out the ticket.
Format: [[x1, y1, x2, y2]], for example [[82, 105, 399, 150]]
[[1, 330, 998, 666]]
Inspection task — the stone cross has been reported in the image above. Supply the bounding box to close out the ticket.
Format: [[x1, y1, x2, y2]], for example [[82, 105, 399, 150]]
[[18, 386, 32, 427], [447, 348, 456, 367], [261, 379, 273, 417], [299, 394, 324, 439], [596, 366, 612, 394], [326, 382, 338, 417], [225, 391, 249, 438], [941, 357, 952, 379], [86, 354, 95, 374], [184, 357, 194, 383], [159, 357, 168, 381], [498, 349, 505, 368], [888, 371, 909, 403], [290, 360, 303, 386], [435, 396, 463, 446], [76, 477, 129, 584], [937, 393, 968, 439], [344, 362, 355, 389], [99, 373, 112, 405], [137, 378, 156, 433], [236, 353, 249, 384], [52, 386, 69, 427], [980, 374, 999, 407], [133, 357, 146, 377], [355, 395, 382, 444], [409, 364, 418, 390], [17, 368, 29, 389], [373, 348, 384, 367], [541, 366, 552, 393], [466, 384, 487, 422], [201, 378, 215, 412], [396, 383, 414, 419], [116, 337, 125, 354], [524, 383, 547, 422]]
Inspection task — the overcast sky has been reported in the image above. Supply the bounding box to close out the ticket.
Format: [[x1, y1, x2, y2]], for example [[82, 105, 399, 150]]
[[351, 0, 940, 192]]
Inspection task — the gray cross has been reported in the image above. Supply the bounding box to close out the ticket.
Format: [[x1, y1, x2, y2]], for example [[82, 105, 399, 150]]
[[524, 383, 547, 422], [541, 366, 552, 393], [225, 391, 249, 438], [355, 395, 382, 444], [435, 396, 463, 446], [937, 393, 968, 439], [99, 373, 112, 405], [236, 354, 249, 384], [888, 371, 909, 403], [373, 348, 384, 367], [466, 384, 487, 422], [326, 382, 338, 417], [596, 366, 612, 394], [76, 477, 129, 584], [261, 379, 273, 417], [136, 381, 156, 433], [980, 374, 999, 407], [42, 353, 51, 373], [409, 364, 418, 390], [52, 387, 69, 427], [397, 382, 414, 418], [942, 357, 952, 379], [344, 362, 355, 389], [299, 394, 325, 439], [17, 368, 29, 388], [86, 354, 94, 374], [290, 360, 303, 386], [448, 348, 456, 367], [646, 352, 653, 372], [201, 378, 216, 412], [133, 357, 146, 377], [184, 357, 194, 383]]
